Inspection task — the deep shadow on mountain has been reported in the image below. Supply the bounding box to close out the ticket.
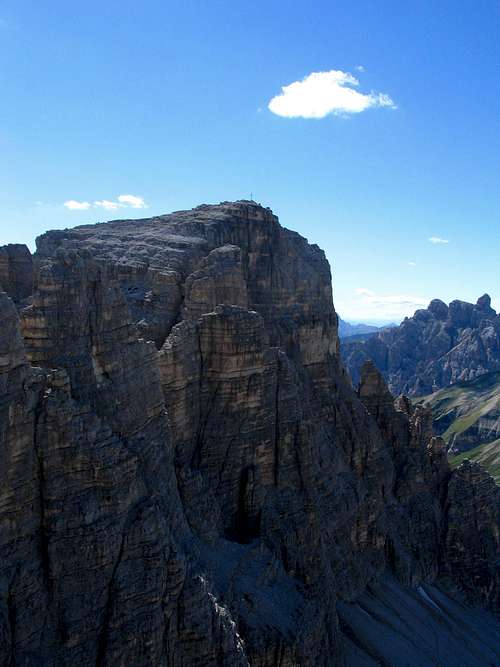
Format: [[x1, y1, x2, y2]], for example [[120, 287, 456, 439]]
[[0, 202, 498, 665]]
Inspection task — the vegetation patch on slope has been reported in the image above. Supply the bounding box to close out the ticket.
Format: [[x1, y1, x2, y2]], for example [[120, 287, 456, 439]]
[[449, 439, 500, 484], [419, 372, 500, 483]]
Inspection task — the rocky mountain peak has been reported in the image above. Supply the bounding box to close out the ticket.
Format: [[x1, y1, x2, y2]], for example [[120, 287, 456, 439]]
[[477, 292, 492, 309], [428, 297, 449, 319], [1, 203, 499, 665], [342, 293, 500, 396], [358, 359, 395, 419]]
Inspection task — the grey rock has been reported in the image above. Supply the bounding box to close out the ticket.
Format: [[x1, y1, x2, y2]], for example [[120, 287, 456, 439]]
[[442, 460, 500, 616], [0, 243, 33, 304], [342, 294, 500, 395], [0, 202, 499, 666]]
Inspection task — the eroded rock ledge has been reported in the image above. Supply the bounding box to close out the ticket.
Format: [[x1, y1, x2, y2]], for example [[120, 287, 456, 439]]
[[0, 201, 498, 666]]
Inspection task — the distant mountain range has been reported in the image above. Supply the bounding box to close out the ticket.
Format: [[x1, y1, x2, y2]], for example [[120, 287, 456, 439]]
[[341, 294, 500, 483], [338, 318, 396, 339], [341, 294, 500, 396]]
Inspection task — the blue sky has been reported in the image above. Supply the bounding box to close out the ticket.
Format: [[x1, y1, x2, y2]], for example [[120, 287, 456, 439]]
[[1, 1, 499, 322]]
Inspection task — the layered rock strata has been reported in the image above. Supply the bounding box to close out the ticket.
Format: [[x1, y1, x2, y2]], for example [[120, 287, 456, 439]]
[[0, 201, 499, 665]]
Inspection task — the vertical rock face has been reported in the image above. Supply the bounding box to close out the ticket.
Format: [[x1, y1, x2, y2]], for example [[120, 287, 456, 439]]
[[182, 245, 248, 320], [443, 461, 500, 615], [1, 251, 247, 666], [358, 361, 449, 585], [0, 244, 33, 303], [1, 201, 499, 666], [35, 203, 338, 360], [0, 293, 46, 662]]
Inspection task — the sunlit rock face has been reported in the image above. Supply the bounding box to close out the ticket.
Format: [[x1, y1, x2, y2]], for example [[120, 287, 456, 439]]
[[0, 201, 499, 666], [342, 293, 500, 396]]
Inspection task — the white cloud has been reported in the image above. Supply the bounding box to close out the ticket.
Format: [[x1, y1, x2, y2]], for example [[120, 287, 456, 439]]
[[94, 199, 122, 210], [64, 200, 91, 210], [356, 65, 365, 72], [408, 261, 417, 267], [428, 236, 449, 244], [118, 194, 147, 208], [337, 288, 429, 322], [268, 70, 395, 119], [64, 194, 148, 212]]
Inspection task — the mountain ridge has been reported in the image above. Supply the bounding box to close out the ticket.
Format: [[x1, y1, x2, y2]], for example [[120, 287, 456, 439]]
[[338, 318, 387, 338], [0, 201, 498, 665], [342, 293, 500, 396]]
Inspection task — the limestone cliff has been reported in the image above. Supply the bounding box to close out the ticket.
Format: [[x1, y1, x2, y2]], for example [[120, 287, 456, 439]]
[[1, 201, 499, 665], [342, 294, 500, 396]]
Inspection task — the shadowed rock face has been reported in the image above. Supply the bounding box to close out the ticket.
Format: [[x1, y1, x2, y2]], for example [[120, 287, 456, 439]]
[[0, 243, 33, 303], [1, 201, 499, 665], [338, 576, 500, 666], [342, 294, 500, 396], [442, 460, 500, 615]]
